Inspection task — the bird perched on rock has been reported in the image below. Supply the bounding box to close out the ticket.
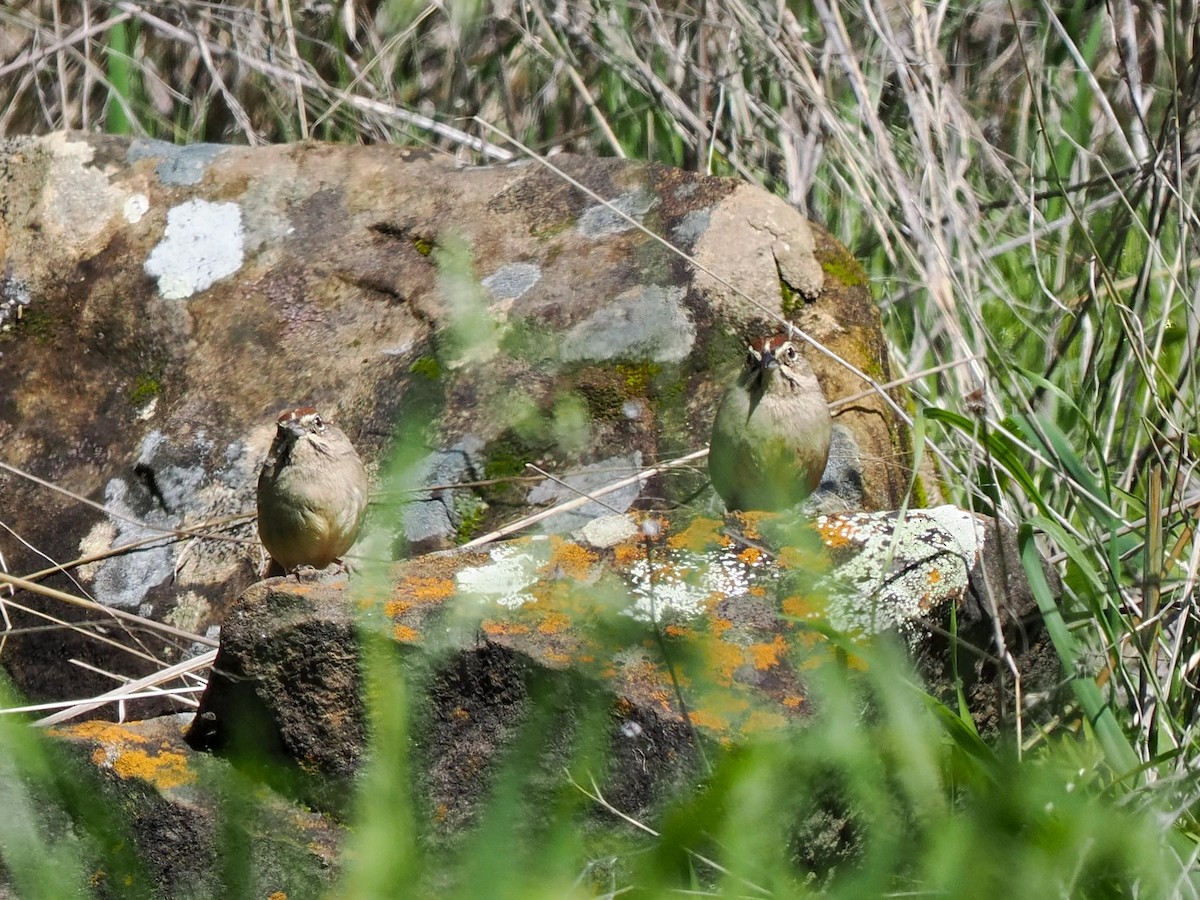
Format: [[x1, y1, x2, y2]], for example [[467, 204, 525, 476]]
[[256, 407, 369, 572], [709, 333, 833, 512]]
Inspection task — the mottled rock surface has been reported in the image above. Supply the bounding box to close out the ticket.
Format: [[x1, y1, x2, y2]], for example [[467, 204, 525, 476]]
[[0, 132, 904, 706], [187, 507, 1055, 822], [48, 714, 342, 900]]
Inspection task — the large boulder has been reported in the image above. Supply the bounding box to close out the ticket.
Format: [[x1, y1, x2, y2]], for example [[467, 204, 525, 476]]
[[46, 714, 342, 899], [0, 133, 1062, 896], [186, 506, 1057, 822], [0, 132, 905, 706]]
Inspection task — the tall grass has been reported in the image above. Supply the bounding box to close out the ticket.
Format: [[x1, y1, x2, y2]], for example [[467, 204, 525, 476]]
[[2, 0, 1199, 894]]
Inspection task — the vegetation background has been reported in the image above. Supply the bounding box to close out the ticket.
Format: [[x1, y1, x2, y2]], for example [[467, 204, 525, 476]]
[[2, 0, 1200, 896]]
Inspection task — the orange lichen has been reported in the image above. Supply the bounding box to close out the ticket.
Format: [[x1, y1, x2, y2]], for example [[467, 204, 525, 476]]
[[54, 721, 150, 745], [929, 568, 942, 584], [748, 635, 787, 670], [780, 595, 815, 619], [654, 689, 676, 713], [742, 710, 789, 734], [544, 650, 571, 665], [451, 707, 471, 721], [687, 708, 729, 732], [707, 639, 747, 685], [384, 599, 412, 618], [58, 721, 198, 791], [111, 746, 196, 790], [782, 693, 805, 709], [268, 893, 288, 900], [711, 617, 733, 637], [816, 517, 857, 549], [545, 538, 598, 580], [537, 610, 571, 635], [663, 624, 690, 638], [612, 541, 644, 568], [667, 517, 723, 553], [481, 620, 529, 636], [393, 624, 419, 642], [730, 511, 767, 540], [400, 576, 456, 603], [737, 546, 763, 566]]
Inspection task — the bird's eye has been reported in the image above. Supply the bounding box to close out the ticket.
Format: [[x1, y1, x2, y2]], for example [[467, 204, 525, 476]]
[[313, 416, 325, 431], [783, 345, 798, 362]]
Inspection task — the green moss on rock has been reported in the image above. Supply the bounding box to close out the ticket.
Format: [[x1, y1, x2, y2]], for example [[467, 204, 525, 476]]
[[819, 244, 868, 288], [409, 355, 442, 380], [568, 361, 664, 423], [453, 495, 488, 544], [129, 373, 161, 405], [614, 361, 661, 396], [499, 318, 558, 366], [16, 307, 53, 342], [779, 277, 804, 319]]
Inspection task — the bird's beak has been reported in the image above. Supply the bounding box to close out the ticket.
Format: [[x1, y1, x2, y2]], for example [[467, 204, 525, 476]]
[[758, 348, 779, 372], [279, 419, 307, 441]]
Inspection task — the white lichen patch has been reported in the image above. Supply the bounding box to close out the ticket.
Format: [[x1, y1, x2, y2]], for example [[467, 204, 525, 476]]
[[560, 284, 695, 363], [482, 262, 541, 301], [0, 274, 32, 331], [87, 431, 214, 608], [621, 543, 778, 624], [123, 193, 150, 224], [816, 505, 983, 637], [91, 476, 176, 609], [706, 544, 778, 597], [454, 544, 540, 609], [145, 199, 245, 299], [135, 396, 159, 421], [623, 556, 710, 623], [578, 188, 657, 237]]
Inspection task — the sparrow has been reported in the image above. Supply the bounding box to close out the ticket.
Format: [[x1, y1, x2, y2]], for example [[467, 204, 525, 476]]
[[256, 407, 369, 572], [709, 333, 832, 512]]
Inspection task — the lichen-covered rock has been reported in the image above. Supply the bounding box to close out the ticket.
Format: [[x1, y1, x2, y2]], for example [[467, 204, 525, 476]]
[[0, 132, 903, 708], [48, 714, 343, 900], [186, 506, 1056, 822]]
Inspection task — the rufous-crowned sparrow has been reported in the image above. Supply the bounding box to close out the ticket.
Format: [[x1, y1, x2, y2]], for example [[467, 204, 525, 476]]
[[256, 407, 369, 572], [709, 333, 832, 512]]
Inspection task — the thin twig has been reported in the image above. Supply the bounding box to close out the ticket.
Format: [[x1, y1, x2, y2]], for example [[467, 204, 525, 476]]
[[36, 649, 217, 726], [0, 460, 256, 546], [460, 449, 708, 549], [0, 572, 217, 648]]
